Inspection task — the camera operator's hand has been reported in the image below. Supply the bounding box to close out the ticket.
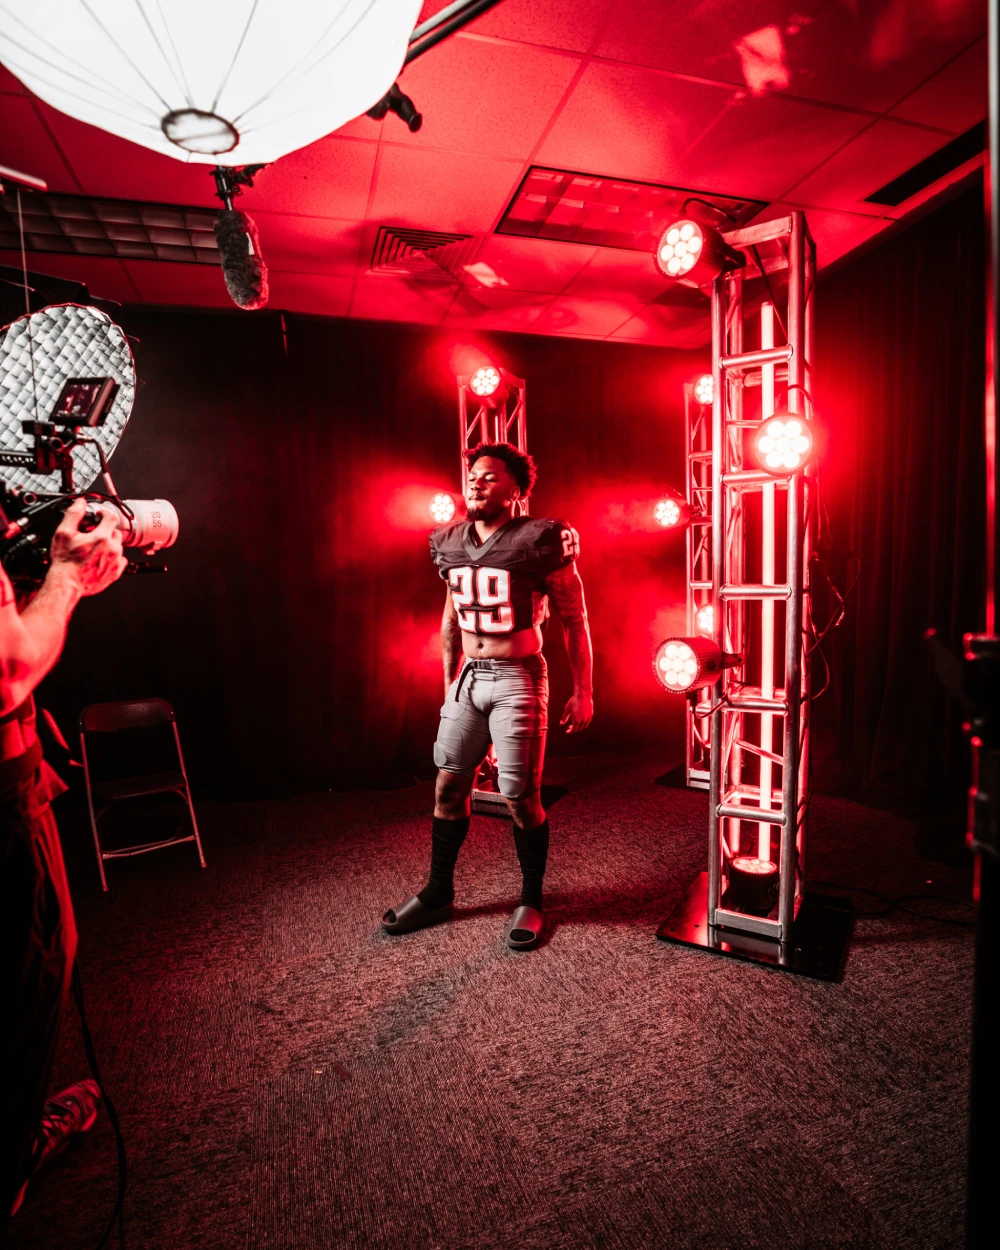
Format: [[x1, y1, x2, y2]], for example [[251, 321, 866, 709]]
[[49, 499, 128, 597]]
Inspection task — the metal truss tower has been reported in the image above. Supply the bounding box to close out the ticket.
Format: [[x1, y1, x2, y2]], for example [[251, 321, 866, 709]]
[[456, 367, 527, 814], [683, 380, 713, 790], [660, 212, 851, 978]]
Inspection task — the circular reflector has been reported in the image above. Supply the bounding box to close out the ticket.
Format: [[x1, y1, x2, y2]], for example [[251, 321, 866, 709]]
[[0, 304, 135, 492]]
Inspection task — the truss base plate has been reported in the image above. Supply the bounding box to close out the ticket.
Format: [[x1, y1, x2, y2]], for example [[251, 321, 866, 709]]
[[656, 871, 853, 982]]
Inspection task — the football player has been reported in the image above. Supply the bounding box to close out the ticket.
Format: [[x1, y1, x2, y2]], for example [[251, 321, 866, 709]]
[[383, 442, 593, 950]]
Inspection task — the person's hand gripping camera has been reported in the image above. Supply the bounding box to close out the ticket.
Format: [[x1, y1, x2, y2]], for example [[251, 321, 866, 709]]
[[48, 498, 128, 597]]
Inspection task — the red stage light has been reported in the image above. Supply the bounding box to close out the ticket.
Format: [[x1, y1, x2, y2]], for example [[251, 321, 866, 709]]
[[752, 410, 814, 474], [694, 373, 714, 406], [695, 603, 714, 636], [655, 220, 740, 288], [429, 492, 456, 524], [653, 636, 731, 694], [469, 365, 501, 397], [654, 493, 690, 529]]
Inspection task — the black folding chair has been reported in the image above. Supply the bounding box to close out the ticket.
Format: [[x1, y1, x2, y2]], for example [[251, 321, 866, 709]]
[[79, 698, 206, 891]]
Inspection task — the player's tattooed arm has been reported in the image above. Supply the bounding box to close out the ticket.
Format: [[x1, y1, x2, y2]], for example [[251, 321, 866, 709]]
[[545, 563, 594, 734], [441, 589, 464, 699]]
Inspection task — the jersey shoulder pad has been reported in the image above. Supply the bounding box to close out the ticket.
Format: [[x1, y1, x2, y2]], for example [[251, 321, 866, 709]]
[[429, 520, 467, 569], [528, 517, 580, 573]]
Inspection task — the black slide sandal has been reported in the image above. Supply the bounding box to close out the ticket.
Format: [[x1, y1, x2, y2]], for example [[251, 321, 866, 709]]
[[506, 905, 544, 950], [382, 895, 453, 935]]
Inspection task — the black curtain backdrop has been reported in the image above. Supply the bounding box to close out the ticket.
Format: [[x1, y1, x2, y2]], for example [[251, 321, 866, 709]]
[[30, 180, 988, 809], [35, 314, 702, 794], [815, 178, 987, 825]]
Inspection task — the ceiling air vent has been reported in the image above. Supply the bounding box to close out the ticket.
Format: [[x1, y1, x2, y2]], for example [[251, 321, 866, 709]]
[[370, 226, 478, 280], [865, 121, 985, 207]]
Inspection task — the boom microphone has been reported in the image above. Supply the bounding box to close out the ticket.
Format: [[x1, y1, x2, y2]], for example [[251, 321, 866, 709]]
[[214, 209, 269, 311]]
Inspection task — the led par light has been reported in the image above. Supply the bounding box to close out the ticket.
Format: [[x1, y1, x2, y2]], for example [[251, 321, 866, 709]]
[[727, 855, 780, 914], [654, 493, 691, 529], [695, 603, 714, 636], [655, 220, 743, 288], [653, 636, 737, 694], [467, 365, 508, 408], [752, 410, 814, 475], [429, 492, 456, 524], [693, 373, 714, 406]]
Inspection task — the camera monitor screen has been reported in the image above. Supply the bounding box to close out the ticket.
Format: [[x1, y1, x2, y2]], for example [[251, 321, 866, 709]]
[[51, 377, 119, 428]]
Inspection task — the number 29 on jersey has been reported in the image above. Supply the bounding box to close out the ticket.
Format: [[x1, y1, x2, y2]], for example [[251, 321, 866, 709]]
[[448, 566, 513, 634]]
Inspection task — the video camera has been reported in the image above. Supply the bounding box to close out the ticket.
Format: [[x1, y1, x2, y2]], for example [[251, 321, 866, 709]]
[[0, 377, 178, 586]]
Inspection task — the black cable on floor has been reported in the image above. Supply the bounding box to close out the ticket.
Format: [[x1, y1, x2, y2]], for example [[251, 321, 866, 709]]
[[809, 880, 976, 928], [71, 962, 127, 1250]]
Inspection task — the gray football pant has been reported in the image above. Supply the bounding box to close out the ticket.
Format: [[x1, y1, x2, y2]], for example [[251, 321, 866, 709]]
[[433, 656, 548, 799]]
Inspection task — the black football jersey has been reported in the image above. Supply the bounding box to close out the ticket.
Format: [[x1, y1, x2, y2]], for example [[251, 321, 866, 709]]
[[430, 516, 580, 636]]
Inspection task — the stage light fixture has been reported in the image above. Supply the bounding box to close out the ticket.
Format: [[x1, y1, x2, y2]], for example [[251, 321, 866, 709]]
[[751, 410, 814, 475], [653, 636, 737, 694], [727, 855, 780, 914], [429, 492, 456, 524], [467, 364, 509, 408], [696, 603, 714, 636], [654, 493, 691, 529], [694, 373, 714, 406], [470, 365, 500, 397], [655, 219, 743, 288]]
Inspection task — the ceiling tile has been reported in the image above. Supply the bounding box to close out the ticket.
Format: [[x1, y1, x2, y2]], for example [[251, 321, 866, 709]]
[[350, 272, 456, 325], [760, 202, 893, 268], [0, 250, 139, 305], [533, 294, 642, 337], [443, 288, 552, 330], [123, 260, 234, 308], [464, 235, 595, 293], [249, 137, 377, 219], [594, 0, 984, 113], [609, 301, 706, 346], [535, 61, 734, 185], [459, 0, 613, 54], [391, 37, 582, 160], [565, 245, 696, 302], [368, 145, 523, 234], [35, 103, 219, 206], [890, 38, 987, 133], [788, 119, 956, 214], [265, 272, 354, 317], [0, 97, 79, 194], [679, 92, 871, 202], [595, 1, 823, 84], [253, 215, 365, 277]]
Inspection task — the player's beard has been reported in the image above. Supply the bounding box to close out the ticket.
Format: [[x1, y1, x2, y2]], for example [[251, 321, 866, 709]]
[[467, 497, 505, 522]]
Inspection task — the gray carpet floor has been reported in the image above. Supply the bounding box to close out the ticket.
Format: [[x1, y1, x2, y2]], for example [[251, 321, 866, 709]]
[[7, 753, 975, 1250]]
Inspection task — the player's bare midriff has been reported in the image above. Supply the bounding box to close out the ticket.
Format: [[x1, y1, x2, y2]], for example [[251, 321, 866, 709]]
[[461, 623, 543, 660]]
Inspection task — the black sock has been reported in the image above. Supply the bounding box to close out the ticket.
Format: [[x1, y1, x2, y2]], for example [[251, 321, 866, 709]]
[[513, 819, 549, 911], [417, 816, 470, 908]]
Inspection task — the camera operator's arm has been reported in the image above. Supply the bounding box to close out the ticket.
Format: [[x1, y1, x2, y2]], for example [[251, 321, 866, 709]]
[[0, 500, 127, 714]]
